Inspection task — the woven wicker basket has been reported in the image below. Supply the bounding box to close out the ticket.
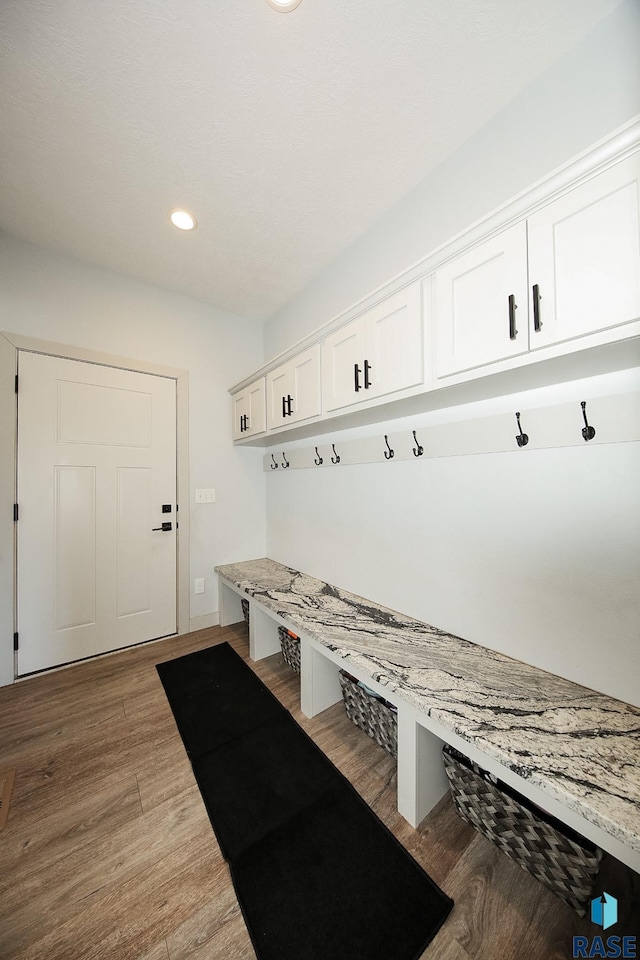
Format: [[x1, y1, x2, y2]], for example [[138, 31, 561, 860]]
[[278, 626, 301, 673], [241, 598, 249, 626], [442, 745, 603, 915], [338, 671, 397, 758]]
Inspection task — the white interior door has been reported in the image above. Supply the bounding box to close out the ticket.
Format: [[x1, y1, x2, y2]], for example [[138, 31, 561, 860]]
[[17, 352, 177, 674]]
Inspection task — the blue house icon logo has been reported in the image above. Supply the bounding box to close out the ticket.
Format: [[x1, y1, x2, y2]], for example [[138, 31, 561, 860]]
[[591, 892, 618, 930], [573, 893, 636, 957]]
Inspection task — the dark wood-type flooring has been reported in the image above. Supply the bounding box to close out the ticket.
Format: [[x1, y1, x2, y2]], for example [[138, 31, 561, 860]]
[[0, 624, 638, 959]]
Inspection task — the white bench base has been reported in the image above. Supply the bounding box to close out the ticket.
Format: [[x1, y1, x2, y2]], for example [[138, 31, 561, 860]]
[[218, 574, 640, 873]]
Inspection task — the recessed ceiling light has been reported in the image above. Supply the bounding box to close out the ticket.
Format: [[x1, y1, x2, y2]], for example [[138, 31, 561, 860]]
[[169, 209, 197, 231], [265, 0, 303, 11]]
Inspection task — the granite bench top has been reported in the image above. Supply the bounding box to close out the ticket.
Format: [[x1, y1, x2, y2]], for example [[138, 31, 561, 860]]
[[215, 558, 640, 858]]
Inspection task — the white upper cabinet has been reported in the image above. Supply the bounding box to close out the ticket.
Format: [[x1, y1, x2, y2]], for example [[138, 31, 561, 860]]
[[527, 154, 640, 349], [435, 152, 640, 380], [266, 345, 321, 430], [434, 222, 529, 378], [232, 376, 266, 440], [230, 127, 640, 443], [323, 281, 423, 412]]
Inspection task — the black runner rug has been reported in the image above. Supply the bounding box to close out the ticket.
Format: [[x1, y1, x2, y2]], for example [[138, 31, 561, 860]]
[[157, 642, 453, 960]]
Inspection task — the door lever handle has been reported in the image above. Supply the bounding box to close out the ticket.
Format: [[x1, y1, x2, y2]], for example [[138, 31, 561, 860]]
[[152, 522, 172, 532]]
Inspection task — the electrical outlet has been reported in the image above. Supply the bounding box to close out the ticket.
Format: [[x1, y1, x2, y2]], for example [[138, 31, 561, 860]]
[[194, 578, 205, 595], [195, 488, 216, 503]]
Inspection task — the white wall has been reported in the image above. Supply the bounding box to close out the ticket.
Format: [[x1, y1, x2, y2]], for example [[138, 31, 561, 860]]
[[0, 232, 267, 639], [264, 0, 640, 359], [266, 372, 640, 706], [263, 2, 640, 706]]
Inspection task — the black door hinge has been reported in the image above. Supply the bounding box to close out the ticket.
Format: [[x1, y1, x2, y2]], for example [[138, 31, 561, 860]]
[[13, 632, 18, 651], [13, 504, 18, 522]]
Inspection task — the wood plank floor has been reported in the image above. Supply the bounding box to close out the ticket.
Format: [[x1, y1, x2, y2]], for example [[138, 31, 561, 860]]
[[1, 624, 638, 960]]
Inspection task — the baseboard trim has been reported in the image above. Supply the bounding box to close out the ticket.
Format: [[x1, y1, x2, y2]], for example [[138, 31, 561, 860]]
[[188, 612, 220, 632]]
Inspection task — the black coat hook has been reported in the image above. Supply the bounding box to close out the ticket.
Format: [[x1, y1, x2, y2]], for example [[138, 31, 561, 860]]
[[581, 401, 596, 442], [270, 454, 279, 469], [331, 443, 340, 464], [314, 446, 323, 465], [281, 452, 290, 468], [515, 412, 529, 447], [383, 435, 394, 459], [412, 430, 424, 457]]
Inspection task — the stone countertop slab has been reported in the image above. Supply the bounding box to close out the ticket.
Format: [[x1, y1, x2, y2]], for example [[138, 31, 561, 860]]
[[215, 557, 640, 856]]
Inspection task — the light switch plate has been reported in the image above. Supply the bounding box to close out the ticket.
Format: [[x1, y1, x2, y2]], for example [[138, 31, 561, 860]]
[[195, 488, 216, 503]]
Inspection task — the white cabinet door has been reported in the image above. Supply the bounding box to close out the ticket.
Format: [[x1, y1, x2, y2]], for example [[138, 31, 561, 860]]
[[232, 377, 266, 439], [322, 316, 366, 412], [528, 154, 640, 349], [245, 378, 266, 437], [266, 365, 292, 430], [289, 345, 321, 424], [232, 391, 249, 440], [366, 282, 423, 400], [267, 345, 321, 429], [434, 221, 529, 378], [323, 282, 422, 411]]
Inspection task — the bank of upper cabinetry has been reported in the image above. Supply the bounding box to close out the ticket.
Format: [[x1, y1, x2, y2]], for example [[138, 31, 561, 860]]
[[231, 121, 640, 445]]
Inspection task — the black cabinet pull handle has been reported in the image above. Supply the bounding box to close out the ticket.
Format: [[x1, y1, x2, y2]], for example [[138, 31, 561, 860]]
[[508, 294, 518, 340], [354, 363, 362, 392], [364, 359, 372, 389], [532, 284, 542, 332], [287, 395, 293, 416], [281, 396, 286, 418]]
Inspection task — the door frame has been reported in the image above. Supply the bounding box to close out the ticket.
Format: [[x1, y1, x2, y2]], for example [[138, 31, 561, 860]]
[[0, 331, 190, 686]]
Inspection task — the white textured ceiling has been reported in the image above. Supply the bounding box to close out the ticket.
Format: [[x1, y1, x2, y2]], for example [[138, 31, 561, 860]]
[[0, 0, 625, 320]]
